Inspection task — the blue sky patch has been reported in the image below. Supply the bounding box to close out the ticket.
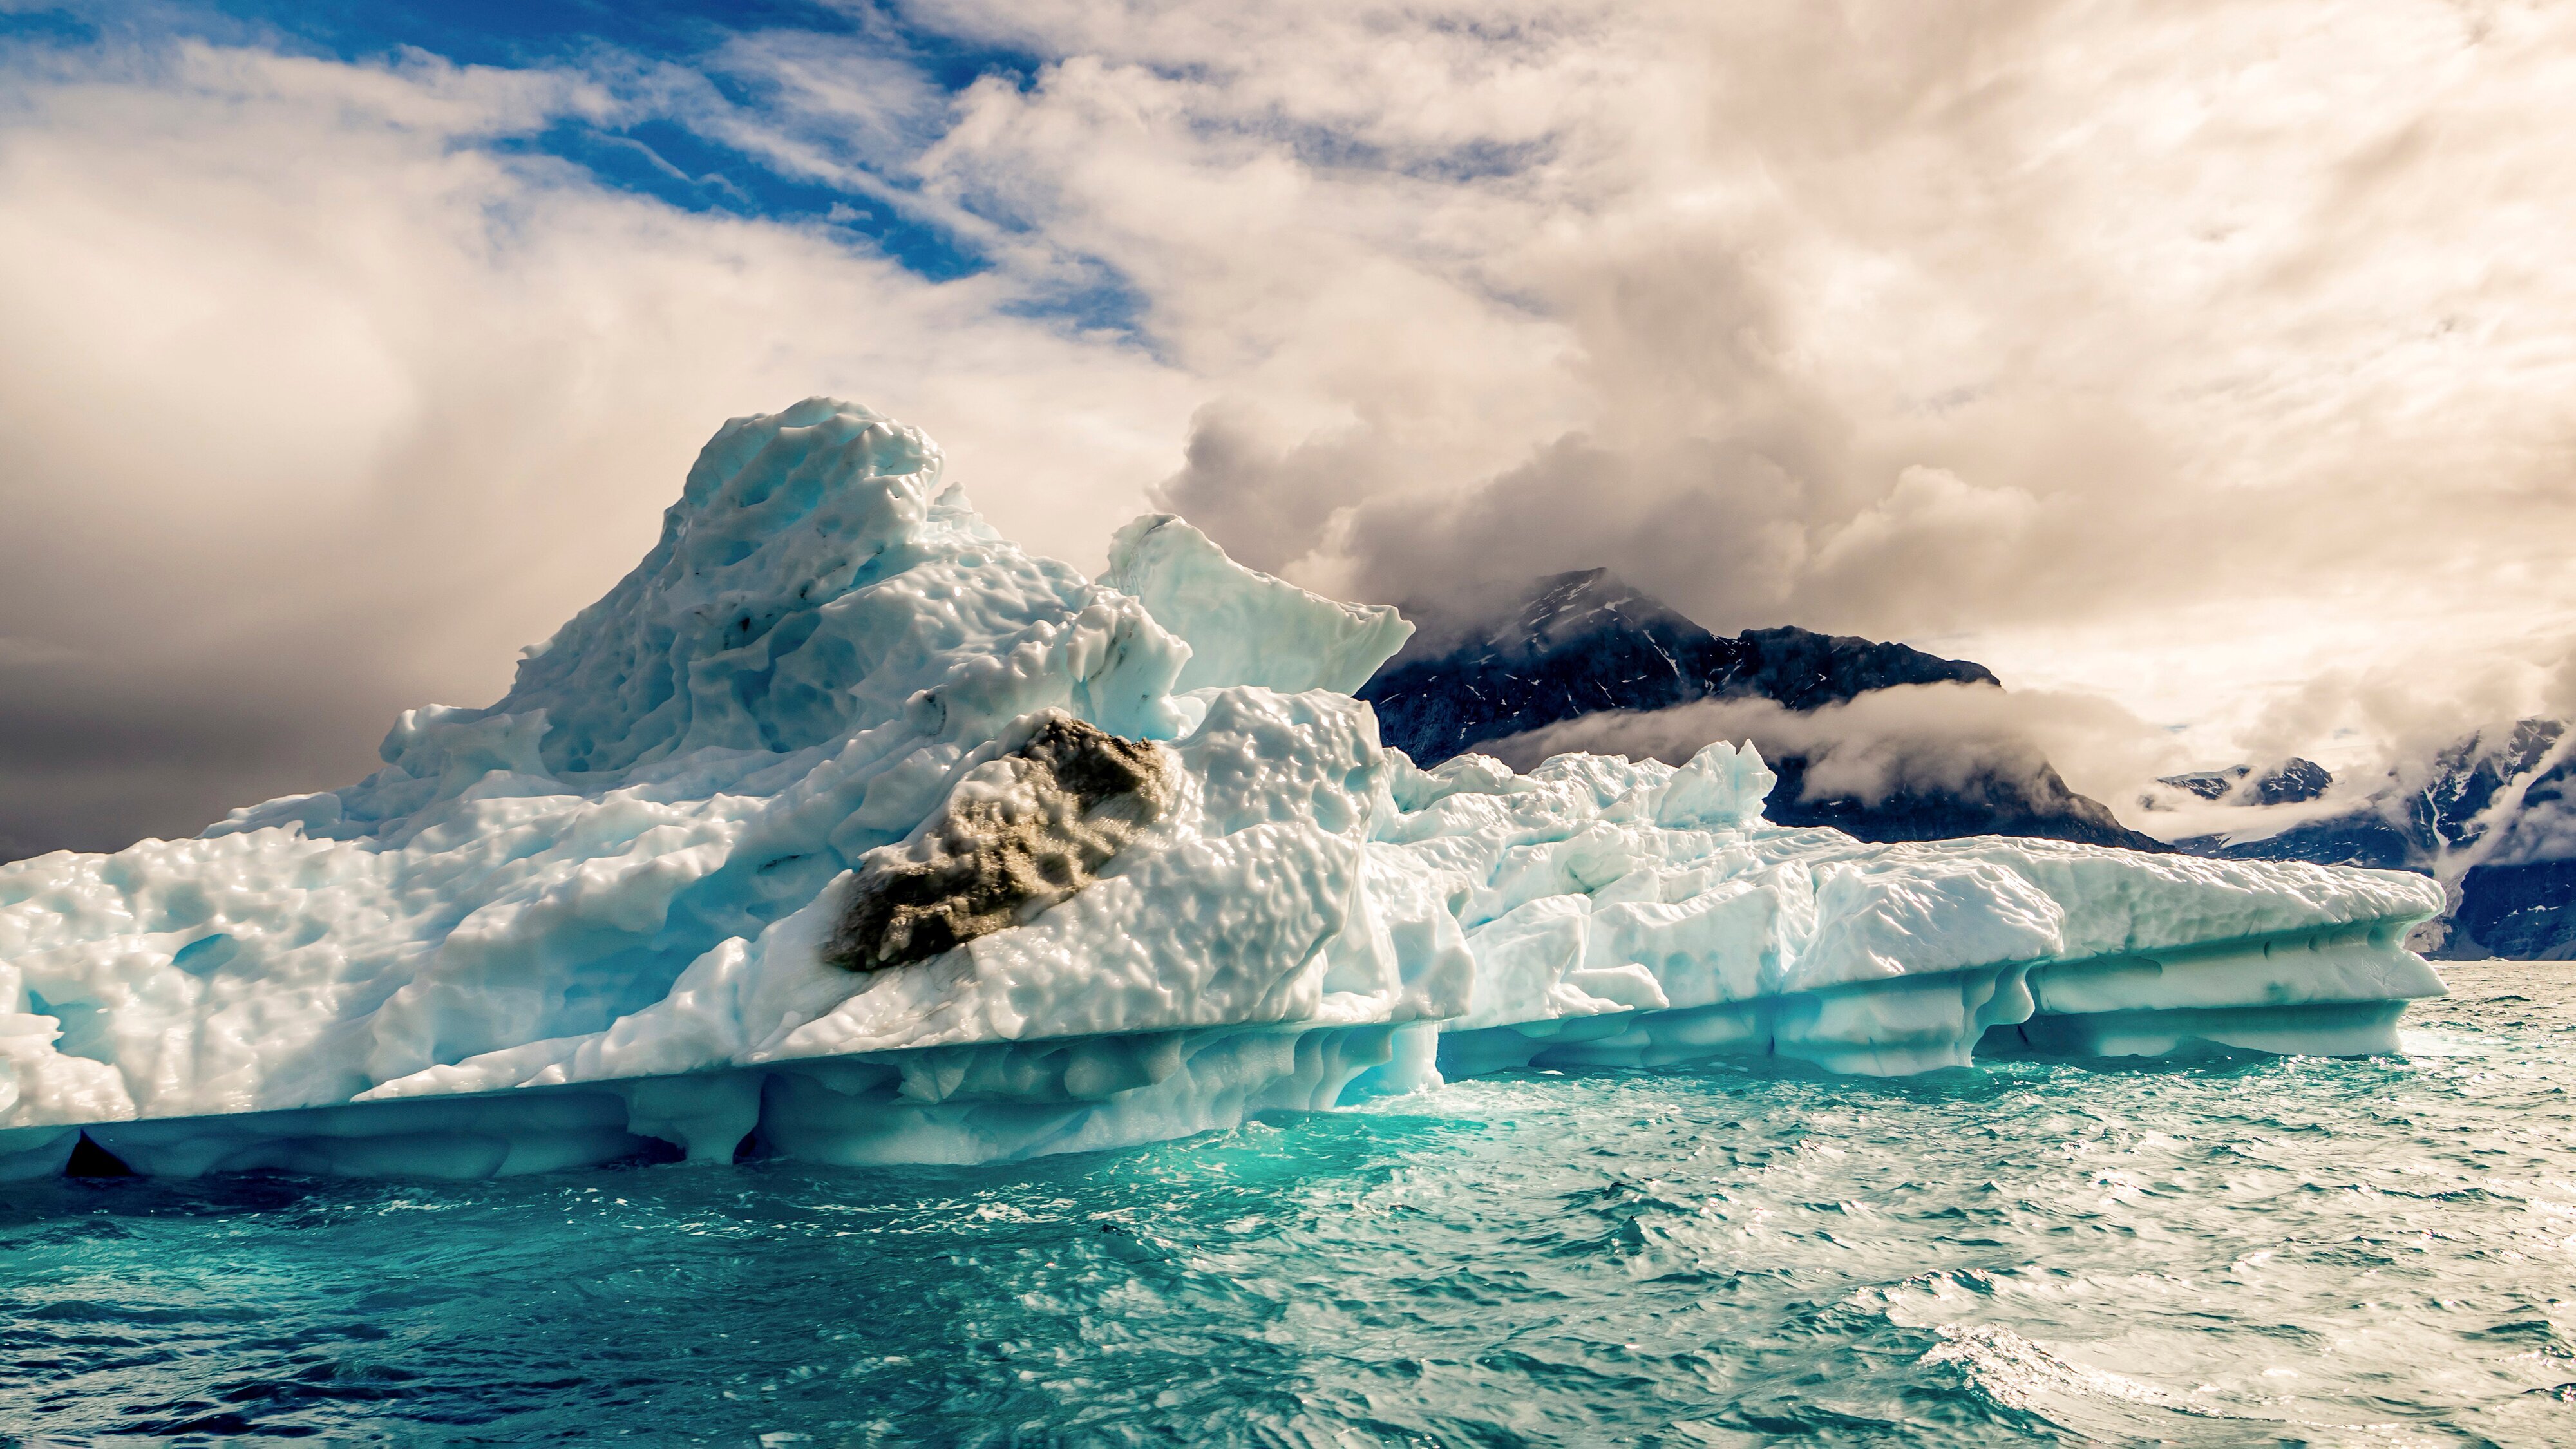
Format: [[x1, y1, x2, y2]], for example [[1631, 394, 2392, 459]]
[[7, 0, 1054, 297]]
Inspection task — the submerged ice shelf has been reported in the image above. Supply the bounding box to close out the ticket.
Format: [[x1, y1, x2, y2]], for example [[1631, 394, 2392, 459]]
[[0, 401, 2446, 1180]]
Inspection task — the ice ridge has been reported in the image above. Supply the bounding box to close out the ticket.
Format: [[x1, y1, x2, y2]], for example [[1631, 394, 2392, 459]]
[[0, 401, 2447, 1180]]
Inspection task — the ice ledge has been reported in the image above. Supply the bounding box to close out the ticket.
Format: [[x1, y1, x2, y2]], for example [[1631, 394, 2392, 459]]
[[0, 1019, 1436, 1180], [1439, 921, 2442, 1078], [2, 923, 2438, 1182], [6, 916, 2448, 1182]]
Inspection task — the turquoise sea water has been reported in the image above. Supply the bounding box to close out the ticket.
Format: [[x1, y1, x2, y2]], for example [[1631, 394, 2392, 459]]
[[6, 962, 2575, 1446]]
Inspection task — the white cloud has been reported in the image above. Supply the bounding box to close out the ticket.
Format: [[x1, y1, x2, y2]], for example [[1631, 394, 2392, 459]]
[[8, 0, 2576, 854], [0, 38, 1191, 855], [880, 0, 2576, 774], [1480, 681, 2177, 823]]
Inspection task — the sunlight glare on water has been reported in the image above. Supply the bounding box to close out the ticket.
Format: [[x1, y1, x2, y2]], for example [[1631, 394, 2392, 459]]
[[5, 963, 2575, 1445]]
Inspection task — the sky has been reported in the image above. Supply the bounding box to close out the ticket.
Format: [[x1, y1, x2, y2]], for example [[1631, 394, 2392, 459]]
[[3, 0, 2573, 860]]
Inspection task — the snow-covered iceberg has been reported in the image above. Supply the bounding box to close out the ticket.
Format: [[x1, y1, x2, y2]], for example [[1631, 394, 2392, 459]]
[[0, 401, 2447, 1180]]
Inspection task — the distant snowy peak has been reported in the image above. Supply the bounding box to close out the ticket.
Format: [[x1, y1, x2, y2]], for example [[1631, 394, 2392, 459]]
[[1362, 567, 1996, 766], [1457, 567, 1699, 660], [2154, 759, 2334, 808], [2174, 717, 2576, 958], [1354, 567, 2156, 851], [2423, 719, 2570, 856], [2181, 719, 2570, 869]]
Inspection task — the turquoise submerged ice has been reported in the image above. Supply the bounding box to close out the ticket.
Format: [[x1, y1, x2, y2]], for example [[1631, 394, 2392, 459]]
[[0, 401, 2445, 1180]]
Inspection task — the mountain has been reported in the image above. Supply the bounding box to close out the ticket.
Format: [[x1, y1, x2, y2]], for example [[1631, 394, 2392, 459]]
[[2171, 717, 2576, 958], [1361, 569, 1998, 759], [2453, 860, 2576, 958], [2157, 759, 2334, 806], [1357, 568, 2164, 852]]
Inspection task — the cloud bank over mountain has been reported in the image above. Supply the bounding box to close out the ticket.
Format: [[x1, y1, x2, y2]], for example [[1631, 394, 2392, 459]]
[[5, 0, 2575, 855], [1485, 683, 2170, 829]]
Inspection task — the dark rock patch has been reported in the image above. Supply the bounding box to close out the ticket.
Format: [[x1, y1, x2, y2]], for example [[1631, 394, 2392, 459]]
[[825, 714, 1172, 972]]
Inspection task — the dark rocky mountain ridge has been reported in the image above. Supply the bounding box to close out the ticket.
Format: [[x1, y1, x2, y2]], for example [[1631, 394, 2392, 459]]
[[1359, 569, 2000, 765], [2172, 718, 2575, 959], [1358, 568, 2164, 853]]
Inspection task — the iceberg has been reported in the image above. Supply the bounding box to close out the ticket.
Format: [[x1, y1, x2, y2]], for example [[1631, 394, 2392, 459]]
[[0, 401, 2447, 1180]]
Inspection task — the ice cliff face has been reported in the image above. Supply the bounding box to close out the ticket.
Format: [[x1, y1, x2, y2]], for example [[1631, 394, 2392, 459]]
[[0, 401, 2449, 1180]]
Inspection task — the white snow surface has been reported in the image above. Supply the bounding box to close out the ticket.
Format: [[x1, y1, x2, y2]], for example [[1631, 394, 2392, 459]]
[[0, 401, 2448, 1178]]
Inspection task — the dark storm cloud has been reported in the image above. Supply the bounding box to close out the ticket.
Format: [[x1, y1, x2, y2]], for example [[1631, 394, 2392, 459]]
[[0, 659, 399, 859]]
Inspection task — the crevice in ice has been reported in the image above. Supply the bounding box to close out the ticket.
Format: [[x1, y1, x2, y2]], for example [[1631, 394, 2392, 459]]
[[825, 713, 1174, 972], [65, 1133, 131, 1178]]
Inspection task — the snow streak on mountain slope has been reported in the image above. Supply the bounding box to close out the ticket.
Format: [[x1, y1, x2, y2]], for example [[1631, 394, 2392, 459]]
[[0, 402, 2448, 1180], [2170, 719, 2576, 958]]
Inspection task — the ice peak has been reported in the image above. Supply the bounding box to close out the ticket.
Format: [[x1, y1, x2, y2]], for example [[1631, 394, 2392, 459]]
[[483, 400, 1006, 775], [664, 397, 945, 575]]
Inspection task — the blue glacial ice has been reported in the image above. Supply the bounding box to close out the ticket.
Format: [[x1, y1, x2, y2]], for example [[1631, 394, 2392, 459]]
[[0, 401, 2447, 1180]]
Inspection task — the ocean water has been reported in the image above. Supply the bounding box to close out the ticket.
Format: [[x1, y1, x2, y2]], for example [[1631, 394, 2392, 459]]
[[5, 963, 2574, 1447]]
